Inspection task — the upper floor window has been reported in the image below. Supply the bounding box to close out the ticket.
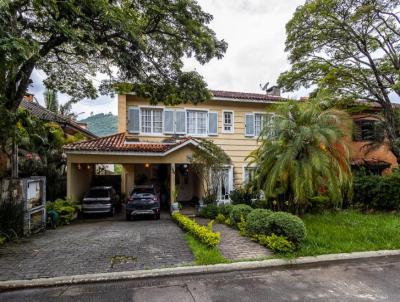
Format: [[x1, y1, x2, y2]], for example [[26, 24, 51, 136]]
[[187, 110, 207, 135], [141, 108, 163, 134], [353, 120, 381, 141], [254, 113, 266, 136], [223, 111, 234, 133]]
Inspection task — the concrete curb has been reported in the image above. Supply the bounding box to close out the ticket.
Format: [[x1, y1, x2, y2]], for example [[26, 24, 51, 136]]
[[1, 249, 400, 291]]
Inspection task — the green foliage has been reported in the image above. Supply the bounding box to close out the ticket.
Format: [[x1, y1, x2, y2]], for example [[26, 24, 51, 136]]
[[202, 190, 218, 205], [353, 172, 400, 210], [46, 198, 78, 225], [248, 99, 352, 212], [215, 213, 226, 224], [229, 187, 258, 206], [79, 113, 118, 137], [278, 0, 400, 158], [190, 140, 230, 197], [184, 234, 228, 265], [245, 209, 274, 236], [265, 212, 306, 246], [172, 212, 220, 247], [43, 88, 59, 113], [0, 198, 24, 240], [0, 234, 6, 246], [199, 204, 219, 219], [224, 217, 233, 226], [237, 216, 247, 236], [217, 204, 234, 217], [255, 234, 295, 253], [1, 0, 227, 115], [229, 204, 253, 225]]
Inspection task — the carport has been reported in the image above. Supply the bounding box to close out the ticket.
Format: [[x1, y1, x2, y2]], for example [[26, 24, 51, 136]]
[[65, 133, 204, 205]]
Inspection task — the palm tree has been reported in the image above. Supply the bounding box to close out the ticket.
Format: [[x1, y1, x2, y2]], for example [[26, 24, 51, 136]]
[[43, 88, 59, 113], [248, 98, 352, 213]]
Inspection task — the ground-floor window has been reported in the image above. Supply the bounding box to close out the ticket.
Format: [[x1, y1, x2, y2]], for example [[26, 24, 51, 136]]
[[244, 166, 256, 184]]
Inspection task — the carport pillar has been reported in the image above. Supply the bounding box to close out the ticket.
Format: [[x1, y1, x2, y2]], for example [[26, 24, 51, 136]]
[[170, 163, 176, 204]]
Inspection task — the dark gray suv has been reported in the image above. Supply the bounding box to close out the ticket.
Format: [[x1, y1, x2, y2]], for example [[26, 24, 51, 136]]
[[126, 185, 161, 220]]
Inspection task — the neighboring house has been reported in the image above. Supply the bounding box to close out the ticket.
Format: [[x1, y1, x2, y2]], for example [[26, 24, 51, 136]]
[[0, 96, 97, 176], [64, 90, 398, 204], [21, 95, 97, 140]]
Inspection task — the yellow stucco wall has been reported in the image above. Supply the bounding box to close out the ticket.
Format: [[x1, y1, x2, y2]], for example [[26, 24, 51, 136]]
[[120, 95, 271, 186]]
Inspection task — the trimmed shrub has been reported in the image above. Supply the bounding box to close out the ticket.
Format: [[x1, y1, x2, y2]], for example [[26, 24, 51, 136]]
[[229, 188, 258, 206], [0, 234, 6, 246], [265, 212, 306, 245], [218, 204, 234, 216], [199, 204, 219, 219], [245, 208, 273, 236], [255, 234, 295, 253], [172, 212, 220, 247], [229, 204, 253, 225]]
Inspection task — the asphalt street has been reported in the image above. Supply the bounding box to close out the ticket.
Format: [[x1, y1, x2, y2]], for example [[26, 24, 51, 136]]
[[1, 256, 400, 302]]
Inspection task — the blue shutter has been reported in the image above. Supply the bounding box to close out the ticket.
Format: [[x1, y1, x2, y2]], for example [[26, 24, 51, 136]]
[[175, 110, 186, 134], [128, 107, 140, 133], [164, 109, 174, 134], [208, 112, 218, 135], [245, 113, 255, 136]]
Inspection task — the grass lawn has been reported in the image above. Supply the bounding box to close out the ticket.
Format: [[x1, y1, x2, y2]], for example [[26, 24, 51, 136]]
[[184, 233, 229, 265], [282, 210, 400, 258]]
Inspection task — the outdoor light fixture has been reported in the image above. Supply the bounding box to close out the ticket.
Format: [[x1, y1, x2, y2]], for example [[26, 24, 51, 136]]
[[87, 164, 91, 170], [77, 163, 81, 170], [145, 163, 150, 168]]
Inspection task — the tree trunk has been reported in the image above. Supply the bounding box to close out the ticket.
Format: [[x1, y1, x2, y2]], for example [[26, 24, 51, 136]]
[[381, 101, 400, 161], [11, 136, 18, 179]]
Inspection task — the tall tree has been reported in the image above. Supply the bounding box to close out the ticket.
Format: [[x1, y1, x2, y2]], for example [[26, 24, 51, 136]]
[[278, 0, 400, 159], [0, 0, 227, 113], [248, 99, 352, 213], [43, 88, 59, 113]]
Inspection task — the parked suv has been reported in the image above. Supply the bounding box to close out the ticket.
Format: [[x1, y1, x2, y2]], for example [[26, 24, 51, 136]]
[[82, 186, 120, 216], [126, 185, 161, 220]]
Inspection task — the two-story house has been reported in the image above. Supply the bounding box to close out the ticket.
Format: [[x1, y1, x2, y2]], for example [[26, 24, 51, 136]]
[[64, 90, 398, 205], [65, 90, 283, 205]]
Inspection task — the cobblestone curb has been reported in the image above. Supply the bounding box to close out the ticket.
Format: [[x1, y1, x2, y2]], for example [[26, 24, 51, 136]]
[[1, 249, 400, 291]]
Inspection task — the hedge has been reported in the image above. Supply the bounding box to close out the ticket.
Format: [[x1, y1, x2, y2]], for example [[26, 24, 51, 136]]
[[172, 212, 220, 247], [265, 212, 306, 246], [353, 172, 400, 210]]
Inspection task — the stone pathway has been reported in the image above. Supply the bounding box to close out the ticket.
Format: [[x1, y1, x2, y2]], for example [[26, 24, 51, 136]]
[[196, 218, 272, 261], [0, 212, 193, 281]]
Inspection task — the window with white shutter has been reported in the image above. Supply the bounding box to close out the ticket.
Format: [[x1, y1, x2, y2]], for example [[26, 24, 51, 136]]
[[128, 107, 140, 133], [187, 110, 207, 135], [140, 108, 163, 134], [208, 112, 218, 135]]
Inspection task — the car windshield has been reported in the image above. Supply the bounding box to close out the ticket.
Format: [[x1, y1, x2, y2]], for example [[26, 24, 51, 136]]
[[132, 188, 154, 195], [86, 189, 109, 198]]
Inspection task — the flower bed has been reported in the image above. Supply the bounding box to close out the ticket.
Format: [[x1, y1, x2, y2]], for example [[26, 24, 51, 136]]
[[172, 212, 220, 247]]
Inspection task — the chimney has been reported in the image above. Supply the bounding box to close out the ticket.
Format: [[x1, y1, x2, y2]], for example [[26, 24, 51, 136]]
[[23, 94, 34, 102], [266, 86, 281, 97]]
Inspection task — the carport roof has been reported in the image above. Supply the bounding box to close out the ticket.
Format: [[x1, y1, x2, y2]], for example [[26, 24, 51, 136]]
[[64, 133, 198, 154]]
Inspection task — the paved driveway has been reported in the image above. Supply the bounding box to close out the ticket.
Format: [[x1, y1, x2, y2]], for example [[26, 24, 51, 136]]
[[0, 212, 193, 281]]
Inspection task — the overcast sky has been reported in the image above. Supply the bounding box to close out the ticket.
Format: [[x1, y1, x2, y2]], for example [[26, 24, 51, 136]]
[[29, 0, 305, 119]]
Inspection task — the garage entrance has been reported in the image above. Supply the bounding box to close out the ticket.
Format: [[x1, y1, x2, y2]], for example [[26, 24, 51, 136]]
[[65, 135, 205, 207]]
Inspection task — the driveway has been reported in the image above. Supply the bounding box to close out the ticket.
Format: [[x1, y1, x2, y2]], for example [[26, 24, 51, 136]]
[[0, 212, 194, 281]]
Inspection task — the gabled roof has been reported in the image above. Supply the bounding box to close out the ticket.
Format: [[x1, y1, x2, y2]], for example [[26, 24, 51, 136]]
[[64, 133, 199, 155], [20, 99, 97, 139], [211, 90, 284, 103]]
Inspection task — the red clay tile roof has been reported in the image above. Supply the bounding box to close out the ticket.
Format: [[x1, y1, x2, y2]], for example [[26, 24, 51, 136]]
[[64, 133, 196, 153], [20, 99, 97, 139], [211, 90, 284, 103]]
